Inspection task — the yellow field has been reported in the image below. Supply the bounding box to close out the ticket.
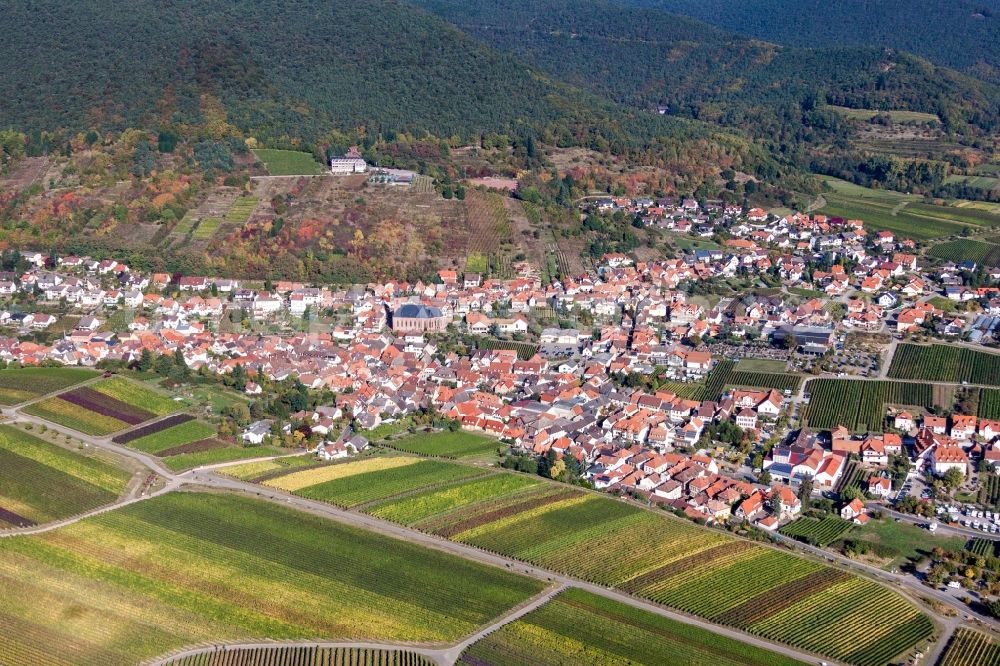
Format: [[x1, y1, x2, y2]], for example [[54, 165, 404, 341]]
[[264, 456, 422, 492]]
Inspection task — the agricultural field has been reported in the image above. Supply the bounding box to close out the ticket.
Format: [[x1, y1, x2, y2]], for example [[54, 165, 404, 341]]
[[804, 379, 933, 431], [0, 425, 130, 527], [779, 516, 854, 547], [826, 106, 939, 124], [225, 196, 259, 224], [0, 366, 97, 405], [685, 359, 800, 402], [218, 455, 320, 482], [980, 389, 1000, 420], [938, 628, 1000, 666], [159, 445, 288, 473], [968, 538, 1000, 558], [192, 217, 223, 240], [460, 587, 806, 666], [847, 519, 965, 567], [165, 647, 435, 666], [23, 376, 178, 436], [476, 338, 538, 360], [928, 239, 1000, 265], [384, 430, 500, 459], [352, 466, 932, 665], [888, 344, 1000, 386], [264, 456, 484, 508], [110, 414, 241, 470], [252, 149, 325, 176], [736, 358, 788, 373], [464, 191, 513, 279], [978, 475, 1000, 510], [0, 492, 543, 666]]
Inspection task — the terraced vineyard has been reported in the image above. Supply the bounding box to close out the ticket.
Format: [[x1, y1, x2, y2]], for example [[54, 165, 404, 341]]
[[779, 516, 854, 547], [805, 379, 933, 431], [225, 196, 259, 224], [298, 464, 936, 665], [938, 628, 1000, 666], [0, 492, 543, 666], [460, 587, 806, 666], [888, 344, 1000, 386], [165, 647, 435, 666], [0, 366, 97, 405], [0, 425, 130, 527]]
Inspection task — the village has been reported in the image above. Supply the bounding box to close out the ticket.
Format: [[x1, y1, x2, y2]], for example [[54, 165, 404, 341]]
[[1, 197, 1000, 545]]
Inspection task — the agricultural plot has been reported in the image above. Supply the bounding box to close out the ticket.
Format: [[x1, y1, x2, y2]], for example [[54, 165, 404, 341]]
[[24, 376, 178, 435], [888, 344, 1000, 386], [0, 425, 129, 527], [826, 106, 939, 124], [736, 358, 788, 373], [687, 359, 799, 401], [252, 149, 324, 176], [465, 191, 513, 278], [354, 466, 931, 664], [979, 475, 1000, 510], [805, 379, 933, 431], [384, 431, 500, 459], [928, 239, 1000, 265], [938, 628, 1000, 666], [172, 210, 199, 235], [225, 196, 259, 224], [218, 455, 319, 482], [967, 538, 1000, 558], [192, 217, 223, 240], [460, 587, 806, 666], [476, 338, 538, 360], [779, 516, 853, 547], [981, 389, 1000, 420], [0, 492, 543, 666], [166, 647, 435, 666], [819, 194, 963, 241], [0, 366, 97, 405], [112, 414, 220, 459]]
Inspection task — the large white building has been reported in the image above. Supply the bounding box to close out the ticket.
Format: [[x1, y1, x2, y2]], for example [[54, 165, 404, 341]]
[[330, 146, 367, 174]]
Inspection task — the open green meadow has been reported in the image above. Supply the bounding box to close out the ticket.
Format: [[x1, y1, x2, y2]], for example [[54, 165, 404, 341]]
[[0, 425, 130, 527], [254, 460, 938, 665], [461, 587, 807, 666], [252, 149, 324, 176], [0, 492, 543, 666], [385, 430, 500, 458], [826, 106, 939, 124], [0, 366, 97, 405], [735, 358, 789, 373]]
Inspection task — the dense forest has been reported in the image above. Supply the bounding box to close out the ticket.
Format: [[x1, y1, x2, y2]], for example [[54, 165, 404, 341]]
[[622, 0, 1000, 85]]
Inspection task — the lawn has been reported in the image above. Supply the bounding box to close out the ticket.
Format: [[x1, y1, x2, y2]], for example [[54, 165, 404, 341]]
[[0, 425, 130, 526], [0, 366, 97, 405], [384, 430, 500, 458], [0, 492, 544, 665], [462, 587, 807, 666], [735, 358, 788, 373], [252, 149, 324, 176]]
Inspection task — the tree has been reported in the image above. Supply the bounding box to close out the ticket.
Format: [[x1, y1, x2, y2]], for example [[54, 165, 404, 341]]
[[758, 469, 771, 485], [840, 484, 864, 503], [768, 493, 782, 516], [226, 402, 251, 427], [797, 475, 814, 509], [943, 467, 964, 493], [136, 348, 153, 372], [549, 459, 566, 480]]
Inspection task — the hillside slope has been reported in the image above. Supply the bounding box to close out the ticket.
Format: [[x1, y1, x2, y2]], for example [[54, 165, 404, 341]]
[[0, 0, 704, 148], [412, 0, 1000, 136], [621, 0, 1000, 84]]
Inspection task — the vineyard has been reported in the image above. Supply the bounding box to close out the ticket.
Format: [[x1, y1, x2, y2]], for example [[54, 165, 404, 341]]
[[225, 196, 260, 224], [779, 516, 854, 547], [981, 389, 1000, 420], [464, 191, 513, 279], [676, 360, 801, 402], [805, 379, 933, 431], [888, 344, 1000, 386], [967, 538, 1000, 558], [342, 465, 933, 664], [24, 376, 178, 436], [0, 366, 96, 406], [928, 239, 1000, 266], [476, 338, 538, 360], [978, 475, 1000, 509], [165, 647, 435, 666], [0, 492, 543, 666], [939, 628, 1000, 666], [836, 460, 868, 496], [0, 425, 130, 527], [383, 431, 500, 458], [459, 587, 804, 666]]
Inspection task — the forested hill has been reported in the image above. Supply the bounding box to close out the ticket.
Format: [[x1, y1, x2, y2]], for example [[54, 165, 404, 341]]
[[412, 0, 1000, 138], [0, 0, 710, 149], [619, 0, 1000, 84]]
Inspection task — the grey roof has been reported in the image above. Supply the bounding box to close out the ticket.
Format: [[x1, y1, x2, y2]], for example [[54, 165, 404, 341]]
[[395, 304, 442, 319]]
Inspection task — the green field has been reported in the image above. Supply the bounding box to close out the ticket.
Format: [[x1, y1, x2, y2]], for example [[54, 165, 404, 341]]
[[159, 445, 287, 472], [848, 519, 965, 567], [0, 425, 130, 527], [218, 455, 320, 482], [938, 628, 1000, 666], [333, 463, 932, 665], [779, 516, 853, 547], [0, 366, 97, 405], [0, 492, 543, 666], [735, 358, 789, 373], [826, 106, 939, 124], [165, 647, 435, 666], [476, 338, 538, 360], [461, 587, 806, 666], [116, 419, 217, 455], [928, 239, 1000, 265], [805, 379, 935, 432], [888, 344, 1000, 386], [252, 149, 324, 176], [384, 431, 500, 458], [225, 196, 259, 224], [192, 217, 223, 240]]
